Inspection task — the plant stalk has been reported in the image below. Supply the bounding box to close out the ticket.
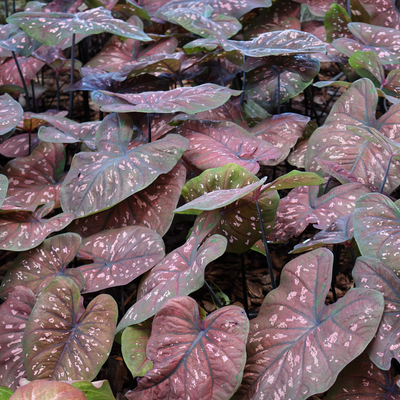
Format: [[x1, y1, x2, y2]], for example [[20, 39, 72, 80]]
[[12, 51, 31, 111], [276, 72, 281, 114], [204, 280, 223, 308], [379, 154, 393, 194], [240, 55, 246, 106], [217, 58, 224, 86], [68, 34, 76, 118], [255, 199, 276, 289], [147, 113, 151, 143], [55, 73, 60, 110]]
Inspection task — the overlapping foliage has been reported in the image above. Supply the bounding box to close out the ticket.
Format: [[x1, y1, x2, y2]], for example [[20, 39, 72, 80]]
[[1, 0, 400, 399]]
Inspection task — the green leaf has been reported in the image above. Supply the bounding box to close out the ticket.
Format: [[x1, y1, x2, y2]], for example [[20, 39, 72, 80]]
[[71, 381, 116, 400], [0, 175, 7, 209], [0, 387, 13, 400]]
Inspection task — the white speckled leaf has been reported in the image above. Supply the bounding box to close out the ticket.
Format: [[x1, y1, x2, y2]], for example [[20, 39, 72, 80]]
[[23, 276, 118, 381], [305, 78, 400, 194], [127, 297, 249, 400], [332, 23, 400, 65], [250, 112, 310, 165], [0, 233, 84, 299], [6, 7, 151, 46], [354, 193, 400, 275], [179, 120, 281, 173], [353, 257, 400, 370], [0, 202, 74, 251], [0, 55, 44, 87], [151, 0, 271, 19], [0, 134, 40, 158], [357, 0, 400, 30], [0, 286, 36, 390], [77, 226, 165, 293], [267, 182, 370, 242], [177, 163, 279, 253], [1, 142, 66, 211], [116, 214, 227, 332], [288, 139, 308, 168], [235, 248, 384, 400], [0, 94, 23, 136], [36, 114, 101, 149], [60, 114, 189, 217], [0, 175, 8, 209], [0, 24, 38, 57], [95, 84, 241, 114], [68, 163, 186, 238]]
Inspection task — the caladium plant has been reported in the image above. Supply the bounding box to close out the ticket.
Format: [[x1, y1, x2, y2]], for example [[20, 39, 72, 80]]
[[2, 0, 400, 398]]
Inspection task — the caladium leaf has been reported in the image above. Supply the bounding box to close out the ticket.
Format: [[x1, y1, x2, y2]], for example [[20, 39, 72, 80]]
[[0, 233, 84, 299], [325, 352, 400, 399], [292, 213, 354, 253], [305, 78, 400, 194], [249, 112, 310, 164], [0, 175, 7, 209], [152, 0, 271, 19], [267, 182, 370, 242], [0, 202, 74, 251], [60, 113, 189, 217], [354, 193, 400, 275], [324, 3, 351, 43], [161, 6, 242, 39], [77, 226, 165, 293], [1, 142, 66, 211], [0, 286, 36, 390], [35, 114, 100, 149], [116, 215, 227, 332], [70, 381, 116, 400], [23, 276, 118, 380], [353, 257, 400, 369], [178, 120, 282, 173], [10, 380, 86, 400], [0, 94, 23, 136], [316, 158, 361, 185], [292, 0, 345, 17], [0, 133, 40, 158], [175, 163, 279, 252], [68, 163, 185, 238], [0, 56, 44, 87], [244, 55, 320, 112], [235, 248, 384, 400], [288, 139, 308, 168], [6, 7, 151, 46], [94, 84, 241, 114], [357, 0, 400, 29], [121, 320, 153, 378], [127, 296, 249, 400], [332, 23, 400, 65], [0, 24, 39, 57]]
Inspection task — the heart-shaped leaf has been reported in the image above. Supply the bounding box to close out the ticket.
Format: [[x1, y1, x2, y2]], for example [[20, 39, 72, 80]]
[[292, 214, 354, 253], [267, 182, 370, 242], [23, 276, 118, 380], [121, 320, 153, 378], [357, 0, 400, 29], [35, 114, 100, 149], [161, 6, 242, 39], [60, 114, 189, 217], [354, 193, 400, 275], [235, 248, 384, 400], [0, 202, 74, 251], [0, 175, 7, 209], [152, 0, 271, 19], [179, 120, 282, 173], [0, 24, 39, 57], [127, 296, 249, 400], [325, 352, 400, 399], [176, 163, 280, 252], [0, 233, 84, 298], [68, 163, 185, 238], [0, 56, 44, 87], [0, 133, 40, 158], [244, 55, 320, 111], [10, 380, 86, 400], [332, 23, 400, 65], [353, 256, 400, 369], [324, 3, 351, 43], [7, 7, 151, 46], [77, 226, 165, 293], [1, 142, 66, 211], [249, 112, 310, 164], [305, 78, 400, 194], [0, 94, 23, 136], [116, 215, 227, 332], [0, 286, 36, 390], [93, 84, 241, 114], [292, 0, 345, 17]]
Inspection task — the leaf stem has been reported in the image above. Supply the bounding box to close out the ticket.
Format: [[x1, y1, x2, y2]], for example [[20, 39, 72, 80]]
[[56, 73, 60, 110], [12, 51, 31, 111], [241, 253, 249, 318], [277, 72, 281, 114], [255, 198, 276, 289], [30, 80, 37, 113], [240, 55, 246, 106], [68, 34, 76, 118], [218, 58, 224, 86], [147, 113, 151, 143], [204, 280, 223, 308], [331, 244, 342, 303], [379, 154, 393, 194]]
